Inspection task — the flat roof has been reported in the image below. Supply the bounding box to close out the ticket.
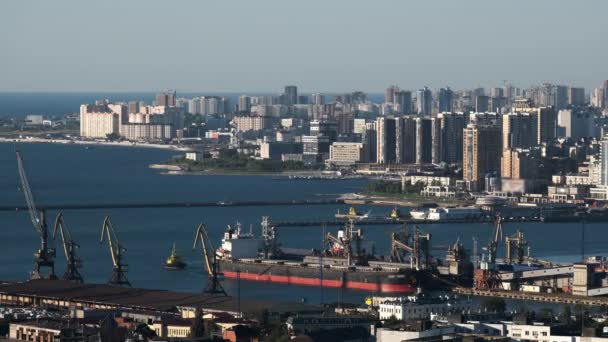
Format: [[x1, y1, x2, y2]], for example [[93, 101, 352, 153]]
[[0, 280, 318, 315]]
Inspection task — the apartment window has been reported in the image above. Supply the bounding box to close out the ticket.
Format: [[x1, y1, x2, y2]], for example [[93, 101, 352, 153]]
[[542, 332, 547, 336], [525, 331, 529, 336]]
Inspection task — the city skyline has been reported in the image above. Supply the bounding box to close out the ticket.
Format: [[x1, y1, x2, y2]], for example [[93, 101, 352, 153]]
[[1, 0, 607, 92]]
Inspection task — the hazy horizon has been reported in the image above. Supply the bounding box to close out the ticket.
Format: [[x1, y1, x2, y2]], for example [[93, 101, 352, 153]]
[[2, 0, 607, 92]]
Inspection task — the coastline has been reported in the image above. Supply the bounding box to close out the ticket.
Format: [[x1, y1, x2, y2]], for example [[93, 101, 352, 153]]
[[0, 137, 195, 151], [149, 165, 344, 177]]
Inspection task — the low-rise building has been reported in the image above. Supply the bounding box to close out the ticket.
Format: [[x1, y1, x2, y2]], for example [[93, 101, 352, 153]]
[[10, 320, 98, 341], [402, 175, 453, 188], [375, 323, 455, 342], [378, 296, 470, 321], [185, 151, 202, 162], [260, 142, 303, 160], [286, 315, 370, 336], [420, 185, 460, 198], [327, 142, 364, 166]]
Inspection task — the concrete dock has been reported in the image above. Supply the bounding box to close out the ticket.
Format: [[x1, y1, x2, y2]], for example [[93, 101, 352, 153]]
[[454, 287, 608, 306]]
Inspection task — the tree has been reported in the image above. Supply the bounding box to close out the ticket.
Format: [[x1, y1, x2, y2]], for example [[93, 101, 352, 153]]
[[189, 308, 205, 338], [106, 132, 120, 141], [480, 297, 506, 313]]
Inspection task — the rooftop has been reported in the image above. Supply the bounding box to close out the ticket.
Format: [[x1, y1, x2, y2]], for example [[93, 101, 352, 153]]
[[0, 279, 317, 316]]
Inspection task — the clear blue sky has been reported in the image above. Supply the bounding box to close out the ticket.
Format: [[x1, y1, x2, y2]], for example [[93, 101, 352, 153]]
[[1, 0, 606, 93]]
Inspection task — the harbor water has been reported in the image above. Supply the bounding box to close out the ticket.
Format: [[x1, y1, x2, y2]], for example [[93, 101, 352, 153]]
[[0, 142, 606, 306]]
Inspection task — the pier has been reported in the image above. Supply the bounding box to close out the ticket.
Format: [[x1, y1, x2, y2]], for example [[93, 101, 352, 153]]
[[0, 199, 346, 211], [453, 287, 608, 306], [271, 217, 497, 227]]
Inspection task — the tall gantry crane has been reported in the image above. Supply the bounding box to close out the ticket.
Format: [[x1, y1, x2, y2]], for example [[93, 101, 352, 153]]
[[53, 213, 83, 283], [100, 216, 130, 287], [487, 215, 503, 264], [16, 151, 56, 280], [193, 223, 226, 295]]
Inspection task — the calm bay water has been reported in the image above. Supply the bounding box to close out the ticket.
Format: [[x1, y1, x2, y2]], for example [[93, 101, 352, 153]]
[[0, 142, 605, 306]]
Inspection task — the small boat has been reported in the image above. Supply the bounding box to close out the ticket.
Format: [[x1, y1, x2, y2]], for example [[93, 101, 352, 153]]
[[164, 243, 187, 270]]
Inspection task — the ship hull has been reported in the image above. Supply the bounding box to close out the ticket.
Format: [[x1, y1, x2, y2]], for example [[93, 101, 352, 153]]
[[220, 260, 418, 293]]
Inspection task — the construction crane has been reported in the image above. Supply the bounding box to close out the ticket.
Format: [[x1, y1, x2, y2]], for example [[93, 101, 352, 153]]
[[52, 213, 83, 283], [100, 216, 130, 287], [193, 223, 226, 295], [16, 151, 56, 280]]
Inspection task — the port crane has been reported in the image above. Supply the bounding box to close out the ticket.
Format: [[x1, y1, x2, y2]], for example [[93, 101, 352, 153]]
[[100, 216, 131, 287], [52, 213, 83, 283], [193, 223, 226, 295], [327, 207, 368, 265], [16, 151, 57, 280], [487, 215, 503, 264], [390, 223, 431, 270]]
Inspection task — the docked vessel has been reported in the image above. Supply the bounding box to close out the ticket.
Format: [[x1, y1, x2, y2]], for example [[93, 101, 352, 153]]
[[216, 210, 473, 293], [425, 206, 483, 221], [164, 244, 187, 270], [409, 203, 439, 220]]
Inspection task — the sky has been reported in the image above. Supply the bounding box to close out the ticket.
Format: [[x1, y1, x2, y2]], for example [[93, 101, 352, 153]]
[[1, 0, 607, 93]]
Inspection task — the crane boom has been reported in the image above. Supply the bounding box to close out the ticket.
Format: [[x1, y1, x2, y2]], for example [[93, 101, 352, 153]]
[[100, 216, 130, 287], [193, 223, 226, 295], [52, 213, 83, 283], [16, 150, 56, 280], [16, 151, 42, 233], [193, 223, 214, 275]]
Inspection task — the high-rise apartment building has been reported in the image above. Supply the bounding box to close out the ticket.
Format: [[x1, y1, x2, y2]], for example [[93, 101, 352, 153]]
[[284, 85, 298, 106], [395, 116, 417, 164], [385, 85, 399, 104], [312, 93, 325, 106], [591, 81, 608, 109], [512, 99, 556, 145], [393, 90, 412, 114], [155, 90, 176, 107], [475, 95, 489, 112], [438, 112, 465, 164], [363, 122, 377, 163], [238, 95, 251, 113], [502, 112, 538, 149], [438, 87, 453, 112], [601, 136, 608, 186], [557, 109, 594, 139], [231, 116, 272, 131], [463, 124, 502, 191], [80, 104, 120, 138], [501, 149, 539, 179], [128, 101, 140, 114], [415, 117, 439, 164], [568, 87, 585, 106], [376, 117, 397, 164], [416, 87, 432, 116], [490, 87, 504, 98]]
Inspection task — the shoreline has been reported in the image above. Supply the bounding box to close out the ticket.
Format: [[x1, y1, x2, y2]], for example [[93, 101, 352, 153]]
[[150, 165, 354, 177], [0, 137, 195, 151]]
